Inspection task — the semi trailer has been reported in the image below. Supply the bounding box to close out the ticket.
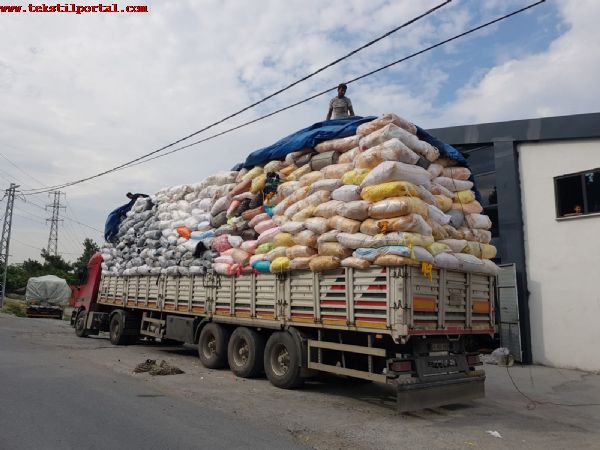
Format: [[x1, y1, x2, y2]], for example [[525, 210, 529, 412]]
[[72, 253, 494, 411]]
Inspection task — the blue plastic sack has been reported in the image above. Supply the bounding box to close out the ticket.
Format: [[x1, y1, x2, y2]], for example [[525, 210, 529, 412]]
[[252, 260, 271, 273]]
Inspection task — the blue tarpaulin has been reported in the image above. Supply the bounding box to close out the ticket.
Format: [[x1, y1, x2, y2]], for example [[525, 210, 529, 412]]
[[244, 116, 376, 168], [104, 199, 135, 243], [416, 125, 481, 202]]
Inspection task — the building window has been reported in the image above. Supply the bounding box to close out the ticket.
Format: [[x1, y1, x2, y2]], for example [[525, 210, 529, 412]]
[[554, 169, 600, 218]]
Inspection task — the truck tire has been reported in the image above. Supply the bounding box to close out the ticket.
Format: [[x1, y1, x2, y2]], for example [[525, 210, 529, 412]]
[[198, 323, 230, 369], [75, 310, 88, 338], [227, 327, 265, 378], [264, 332, 304, 389], [109, 310, 136, 345]]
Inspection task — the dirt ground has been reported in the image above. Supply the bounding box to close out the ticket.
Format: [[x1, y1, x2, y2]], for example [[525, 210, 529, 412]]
[[3, 312, 600, 450]]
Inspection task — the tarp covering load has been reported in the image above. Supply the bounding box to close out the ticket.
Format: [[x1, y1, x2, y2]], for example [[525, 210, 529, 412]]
[[244, 116, 376, 168], [25, 275, 71, 306], [101, 112, 499, 277]]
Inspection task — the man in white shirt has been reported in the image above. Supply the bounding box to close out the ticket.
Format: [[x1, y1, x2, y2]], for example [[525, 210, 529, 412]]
[[326, 83, 355, 120]]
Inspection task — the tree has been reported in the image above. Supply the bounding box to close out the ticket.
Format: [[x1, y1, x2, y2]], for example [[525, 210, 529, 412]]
[[73, 238, 100, 275]]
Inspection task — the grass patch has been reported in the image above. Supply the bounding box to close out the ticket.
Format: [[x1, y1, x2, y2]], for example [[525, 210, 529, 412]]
[[1, 297, 26, 317]]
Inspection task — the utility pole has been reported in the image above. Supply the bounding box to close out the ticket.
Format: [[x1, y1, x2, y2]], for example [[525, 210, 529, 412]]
[[45, 191, 65, 257], [0, 183, 19, 308]]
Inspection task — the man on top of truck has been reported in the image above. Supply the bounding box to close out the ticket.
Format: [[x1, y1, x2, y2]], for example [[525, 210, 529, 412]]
[[326, 83, 355, 120]]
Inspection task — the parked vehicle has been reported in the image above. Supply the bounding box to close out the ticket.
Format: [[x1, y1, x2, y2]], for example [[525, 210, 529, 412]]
[[72, 253, 494, 411]]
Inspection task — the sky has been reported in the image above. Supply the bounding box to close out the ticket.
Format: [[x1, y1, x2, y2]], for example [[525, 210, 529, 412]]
[[0, 0, 598, 263]]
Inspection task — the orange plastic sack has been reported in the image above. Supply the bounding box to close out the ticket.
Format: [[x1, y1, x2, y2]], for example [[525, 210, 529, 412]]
[[459, 228, 492, 244], [293, 230, 318, 248], [280, 164, 297, 176], [314, 135, 359, 153], [354, 139, 420, 169], [373, 254, 419, 267], [442, 167, 472, 180], [328, 215, 361, 234], [336, 200, 371, 221], [230, 178, 252, 196], [359, 124, 439, 161], [314, 200, 345, 218], [452, 200, 483, 214], [176, 227, 192, 239], [290, 256, 314, 270], [317, 242, 352, 259], [309, 256, 341, 272], [304, 217, 330, 234], [340, 257, 371, 269], [378, 214, 432, 235], [338, 147, 359, 164], [321, 163, 354, 179], [286, 245, 317, 259], [298, 171, 324, 186], [356, 113, 417, 136]]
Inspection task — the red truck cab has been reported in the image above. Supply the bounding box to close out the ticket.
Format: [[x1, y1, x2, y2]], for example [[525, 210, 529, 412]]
[[70, 253, 103, 326]]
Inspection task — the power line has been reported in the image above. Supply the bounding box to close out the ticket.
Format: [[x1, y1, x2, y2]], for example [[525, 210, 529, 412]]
[[0, 152, 45, 187], [21, 1, 452, 195], [108, 0, 549, 171], [20, 197, 103, 233], [22, 0, 546, 195]]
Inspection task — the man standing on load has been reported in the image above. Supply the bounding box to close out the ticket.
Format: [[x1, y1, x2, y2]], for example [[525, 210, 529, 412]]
[[326, 83, 355, 120]]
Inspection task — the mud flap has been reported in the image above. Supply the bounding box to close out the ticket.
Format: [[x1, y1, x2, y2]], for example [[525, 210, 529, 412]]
[[396, 375, 485, 412]]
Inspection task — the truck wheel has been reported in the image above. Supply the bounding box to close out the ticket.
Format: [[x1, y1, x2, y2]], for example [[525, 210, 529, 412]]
[[198, 323, 230, 369], [264, 332, 304, 389], [227, 327, 265, 378], [109, 310, 134, 345], [75, 311, 88, 338]]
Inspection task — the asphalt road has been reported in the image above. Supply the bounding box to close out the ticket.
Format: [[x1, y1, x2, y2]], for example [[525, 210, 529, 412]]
[[0, 316, 305, 450], [1, 312, 600, 450]]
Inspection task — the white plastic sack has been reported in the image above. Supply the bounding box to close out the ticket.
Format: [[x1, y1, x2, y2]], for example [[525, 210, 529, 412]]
[[360, 161, 431, 188]]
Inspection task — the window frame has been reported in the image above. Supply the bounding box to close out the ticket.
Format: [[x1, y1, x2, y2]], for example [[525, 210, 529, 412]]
[[554, 168, 600, 219]]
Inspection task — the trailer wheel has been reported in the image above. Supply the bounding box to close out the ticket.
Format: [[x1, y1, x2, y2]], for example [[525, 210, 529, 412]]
[[227, 327, 265, 378], [198, 323, 230, 369], [264, 332, 304, 389], [74, 311, 88, 338]]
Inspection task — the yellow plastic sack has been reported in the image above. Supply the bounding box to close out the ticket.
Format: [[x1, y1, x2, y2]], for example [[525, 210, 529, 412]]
[[463, 242, 497, 259], [250, 174, 267, 194], [453, 190, 476, 204], [361, 181, 418, 203], [270, 257, 291, 273], [287, 164, 312, 181], [328, 215, 361, 234], [429, 221, 450, 240], [427, 242, 452, 256], [242, 167, 263, 182], [434, 195, 453, 212], [309, 256, 340, 272], [342, 168, 371, 185], [273, 232, 295, 247], [291, 205, 316, 222], [369, 196, 427, 219]]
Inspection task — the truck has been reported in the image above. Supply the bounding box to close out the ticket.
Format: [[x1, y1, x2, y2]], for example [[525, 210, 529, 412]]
[[72, 252, 494, 411]]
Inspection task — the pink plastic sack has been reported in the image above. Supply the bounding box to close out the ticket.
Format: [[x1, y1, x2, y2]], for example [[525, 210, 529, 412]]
[[356, 113, 417, 136], [254, 219, 277, 234], [256, 226, 280, 245]]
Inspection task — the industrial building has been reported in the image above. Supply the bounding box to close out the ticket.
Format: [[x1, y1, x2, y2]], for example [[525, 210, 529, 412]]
[[429, 112, 600, 371]]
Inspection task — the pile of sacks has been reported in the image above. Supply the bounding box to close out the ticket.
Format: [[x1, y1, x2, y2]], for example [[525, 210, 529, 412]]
[[101, 112, 498, 277]]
